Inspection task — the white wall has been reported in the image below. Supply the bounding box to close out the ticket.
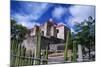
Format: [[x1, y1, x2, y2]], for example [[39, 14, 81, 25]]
[[56, 26, 64, 40]]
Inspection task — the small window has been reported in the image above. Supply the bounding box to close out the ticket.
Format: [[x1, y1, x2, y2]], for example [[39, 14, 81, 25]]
[[57, 45, 64, 50], [57, 29, 59, 33], [41, 31, 44, 36]]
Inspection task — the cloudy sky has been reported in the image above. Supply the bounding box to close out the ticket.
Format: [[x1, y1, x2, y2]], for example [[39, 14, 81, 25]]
[[11, 1, 95, 32]]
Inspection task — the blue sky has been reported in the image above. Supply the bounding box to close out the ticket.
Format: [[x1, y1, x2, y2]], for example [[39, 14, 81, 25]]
[[11, 1, 95, 32]]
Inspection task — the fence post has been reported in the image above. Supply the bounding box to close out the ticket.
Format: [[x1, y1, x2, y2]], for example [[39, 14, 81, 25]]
[[34, 29, 41, 65], [21, 46, 25, 66], [15, 44, 21, 66], [10, 40, 16, 67], [73, 41, 77, 62], [11, 39, 19, 66], [64, 30, 69, 61], [42, 45, 48, 64], [45, 45, 48, 64]]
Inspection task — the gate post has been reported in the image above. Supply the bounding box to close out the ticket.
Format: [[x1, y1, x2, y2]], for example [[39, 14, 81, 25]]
[[45, 45, 48, 64], [73, 41, 77, 62], [64, 30, 70, 61], [34, 29, 41, 65], [41, 42, 48, 64]]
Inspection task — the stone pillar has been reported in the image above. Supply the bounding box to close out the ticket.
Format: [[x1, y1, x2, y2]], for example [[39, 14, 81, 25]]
[[73, 41, 77, 62], [77, 44, 83, 62]]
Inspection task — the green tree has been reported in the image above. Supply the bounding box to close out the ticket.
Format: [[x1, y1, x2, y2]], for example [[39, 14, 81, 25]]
[[73, 16, 95, 61], [11, 19, 28, 43], [11, 19, 28, 66]]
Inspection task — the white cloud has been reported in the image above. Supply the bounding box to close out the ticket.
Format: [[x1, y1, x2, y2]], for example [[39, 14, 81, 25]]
[[12, 14, 40, 29], [23, 3, 49, 20], [68, 5, 95, 25], [13, 14, 29, 22], [69, 5, 95, 18], [12, 2, 52, 29], [58, 22, 66, 26], [17, 21, 40, 29], [52, 6, 67, 19], [65, 5, 95, 33]]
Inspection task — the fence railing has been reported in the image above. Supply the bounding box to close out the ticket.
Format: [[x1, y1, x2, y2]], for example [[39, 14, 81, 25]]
[[10, 29, 48, 66], [10, 29, 75, 66], [10, 53, 48, 66]]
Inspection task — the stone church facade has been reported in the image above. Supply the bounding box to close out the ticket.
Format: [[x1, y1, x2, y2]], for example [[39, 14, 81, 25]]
[[22, 19, 70, 55]]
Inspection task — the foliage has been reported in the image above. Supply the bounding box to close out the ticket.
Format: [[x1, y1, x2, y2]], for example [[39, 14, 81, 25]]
[[73, 16, 95, 60], [11, 19, 28, 43]]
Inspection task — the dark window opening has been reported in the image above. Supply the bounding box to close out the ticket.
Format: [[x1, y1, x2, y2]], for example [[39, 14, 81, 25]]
[[41, 31, 44, 36], [57, 29, 59, 33]]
